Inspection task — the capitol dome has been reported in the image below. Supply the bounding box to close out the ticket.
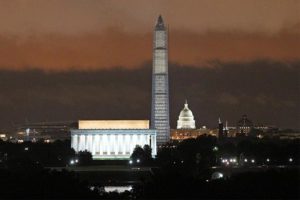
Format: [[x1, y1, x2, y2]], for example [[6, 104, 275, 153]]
[[177, 100, 196, 129]]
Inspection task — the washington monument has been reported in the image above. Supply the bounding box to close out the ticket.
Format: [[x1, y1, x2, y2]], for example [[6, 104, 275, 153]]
[[151, 15, 170, 145]]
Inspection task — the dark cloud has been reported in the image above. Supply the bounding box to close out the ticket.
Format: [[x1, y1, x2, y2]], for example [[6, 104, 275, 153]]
[[0, 60, 299, 130]]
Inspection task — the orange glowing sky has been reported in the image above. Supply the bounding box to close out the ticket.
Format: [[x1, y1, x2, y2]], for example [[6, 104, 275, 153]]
[[0, 0, 299, 70]]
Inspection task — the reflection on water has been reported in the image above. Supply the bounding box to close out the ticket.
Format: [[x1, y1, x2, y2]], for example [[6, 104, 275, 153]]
[[90, 185, 133, 194], [104, 185, 133, 193]]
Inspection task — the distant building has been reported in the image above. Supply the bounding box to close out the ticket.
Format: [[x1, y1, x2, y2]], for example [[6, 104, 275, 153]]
[[236, 115, 253, 136], [171, 127, 215, 141], [177, 100, 196, 129], [218, 118, 236, 138], [15, 121, 76, 142], [171, 100, 216, 140], [276, 132, 300, 140], [218, 118, 224, 138], [71, 120, 157, 160], [0, 132, 8, 141]]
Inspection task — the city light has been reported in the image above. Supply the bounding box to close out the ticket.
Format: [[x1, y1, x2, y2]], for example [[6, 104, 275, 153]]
[[251, 159, 255, 163], [221, 158, 237, 165], [266, 158, 270, 162], [211, 172, 224, 180], [129, 160, 133, 164], [213, 146, 219, 152], [24, 147, 29, 151], [289, 158, 293, 162], [70, 160, 75, 165], [75, 159, 79, 163], [137, 159, 140, 163], [244, 159, 248, 162]]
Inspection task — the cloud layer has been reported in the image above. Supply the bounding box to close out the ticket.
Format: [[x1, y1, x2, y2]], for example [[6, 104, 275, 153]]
[[0, 29, 299, 70], [0, 60, 298, 130], [0, 0, 299, 70]]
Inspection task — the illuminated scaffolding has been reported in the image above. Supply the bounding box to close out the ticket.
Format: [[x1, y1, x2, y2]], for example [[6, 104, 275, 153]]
[[151, 15, 170, 145]]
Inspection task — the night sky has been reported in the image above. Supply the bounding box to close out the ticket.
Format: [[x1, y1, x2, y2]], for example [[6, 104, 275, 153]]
[[0, 0, 299, 129]]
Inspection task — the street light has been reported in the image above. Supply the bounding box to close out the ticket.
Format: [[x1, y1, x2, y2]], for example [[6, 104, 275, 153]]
[[129, 160, 133, 164], [70, 160, 75, 165], [213, 146, 219, 152], [289, 158, 293, 162], [137, 159, 140, 163]]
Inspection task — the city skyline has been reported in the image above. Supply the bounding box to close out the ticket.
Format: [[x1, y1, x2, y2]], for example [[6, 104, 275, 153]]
[[0, 2, 298, 199], [0, 0, 299, 130]]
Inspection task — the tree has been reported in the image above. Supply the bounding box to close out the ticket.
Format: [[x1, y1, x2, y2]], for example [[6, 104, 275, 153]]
[[130, 145, 153, 165], [78, 150, 92, 165]]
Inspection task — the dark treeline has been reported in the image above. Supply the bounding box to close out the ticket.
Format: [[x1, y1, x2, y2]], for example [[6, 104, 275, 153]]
[[132, 136, 300, 199], [0, 168, 99, 199], [140, 168, 300, 199], [0, 137, 299, 199], [0, 140, 94, 168], [156, 136, 300, 169]]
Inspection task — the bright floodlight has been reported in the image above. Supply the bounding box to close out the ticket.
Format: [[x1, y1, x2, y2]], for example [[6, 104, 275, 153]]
[[211, 172, 224, 180], [213, 146, 218, 152]]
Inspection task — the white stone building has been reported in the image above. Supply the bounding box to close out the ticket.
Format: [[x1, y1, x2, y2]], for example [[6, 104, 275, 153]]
[[177, 100, 196, 129], [71, 120, 157, 159]]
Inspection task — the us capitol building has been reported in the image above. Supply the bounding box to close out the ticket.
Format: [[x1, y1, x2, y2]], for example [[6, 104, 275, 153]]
[[177, 100, 196, 129], [171, 100, 216, 141]]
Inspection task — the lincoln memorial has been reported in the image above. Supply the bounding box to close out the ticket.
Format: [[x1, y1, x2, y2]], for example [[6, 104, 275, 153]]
[[71, 120, 157, 159]]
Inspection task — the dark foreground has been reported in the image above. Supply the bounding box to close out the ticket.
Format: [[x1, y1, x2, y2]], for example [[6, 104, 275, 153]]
[[0, 164, 299, 199], [0, 137, 299, 199]]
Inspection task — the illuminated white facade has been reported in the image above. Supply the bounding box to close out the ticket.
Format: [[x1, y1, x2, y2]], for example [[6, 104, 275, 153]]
[[151, 15, 170, 145], [177, 100, 196, 129], [71, 120, 156, 159]]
